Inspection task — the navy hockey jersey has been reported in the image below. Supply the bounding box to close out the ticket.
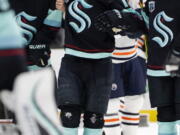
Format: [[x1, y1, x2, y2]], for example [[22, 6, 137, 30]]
[[64, 0, 124, 59], [146, 0, 180, 76]]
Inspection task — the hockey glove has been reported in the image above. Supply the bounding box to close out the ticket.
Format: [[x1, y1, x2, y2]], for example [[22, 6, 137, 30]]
[[94, 9, 125, 33], [165, 49, 180, 77], [26, 43, 50, 67], [94, 9, 145, 38]]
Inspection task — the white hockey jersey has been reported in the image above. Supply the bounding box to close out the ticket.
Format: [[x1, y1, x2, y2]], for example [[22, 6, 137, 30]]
[[112, 0, 146, 64]]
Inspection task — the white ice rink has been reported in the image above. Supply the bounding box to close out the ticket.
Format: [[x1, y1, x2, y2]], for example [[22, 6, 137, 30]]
[[51, 49, 158, 135]]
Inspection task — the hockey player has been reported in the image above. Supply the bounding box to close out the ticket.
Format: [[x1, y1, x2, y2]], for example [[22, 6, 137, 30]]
[[0, 0, 27, 119], [95, 0, 180, 135], [9, 0, 63, 71], [103, 35, 146, 135], [0, 0, 64, 120], [145, 1, 180, 135], [56, 1, 130, 135], [0, 0, 63, 134], [103, 1, 147, 135]]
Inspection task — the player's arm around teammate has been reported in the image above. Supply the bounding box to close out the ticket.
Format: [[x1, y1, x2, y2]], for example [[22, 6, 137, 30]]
[[97, 1, 180, 135]]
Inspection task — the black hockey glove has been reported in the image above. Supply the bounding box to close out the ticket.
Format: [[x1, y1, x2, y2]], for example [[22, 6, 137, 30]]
[[26, 43, 50, 67], [165, 49, 180, 77], [94, 9, 145, 38], [94, 9, 126, 33]]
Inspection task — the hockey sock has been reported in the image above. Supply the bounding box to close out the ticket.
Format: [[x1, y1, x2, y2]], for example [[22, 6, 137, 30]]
[[62, 127, 78, 135], [176, 120, 180, 134], [83, 128, 102, 135], [176, 120, 180, 125], [119, 98, 125, 113], [121, 95, 144, 135], [121, 112, 139, 135], [103, 98, 121, 135], [158, 122, 177, 135], [83, 111, 104, 135]]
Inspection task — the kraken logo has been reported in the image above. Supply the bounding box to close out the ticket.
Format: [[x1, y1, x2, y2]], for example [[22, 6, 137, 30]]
[[68, 0, 93, 33], [152, 11, 174, 47], [16, 12, 37, 45]]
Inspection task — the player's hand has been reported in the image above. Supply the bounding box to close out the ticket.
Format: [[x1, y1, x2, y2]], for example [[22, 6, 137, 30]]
[[56, 0, 65, 11], [165, 50, 180, 77], [94, 9, 144, 38], [94, 9, 126, 33], [26, 44, 50, 67]]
